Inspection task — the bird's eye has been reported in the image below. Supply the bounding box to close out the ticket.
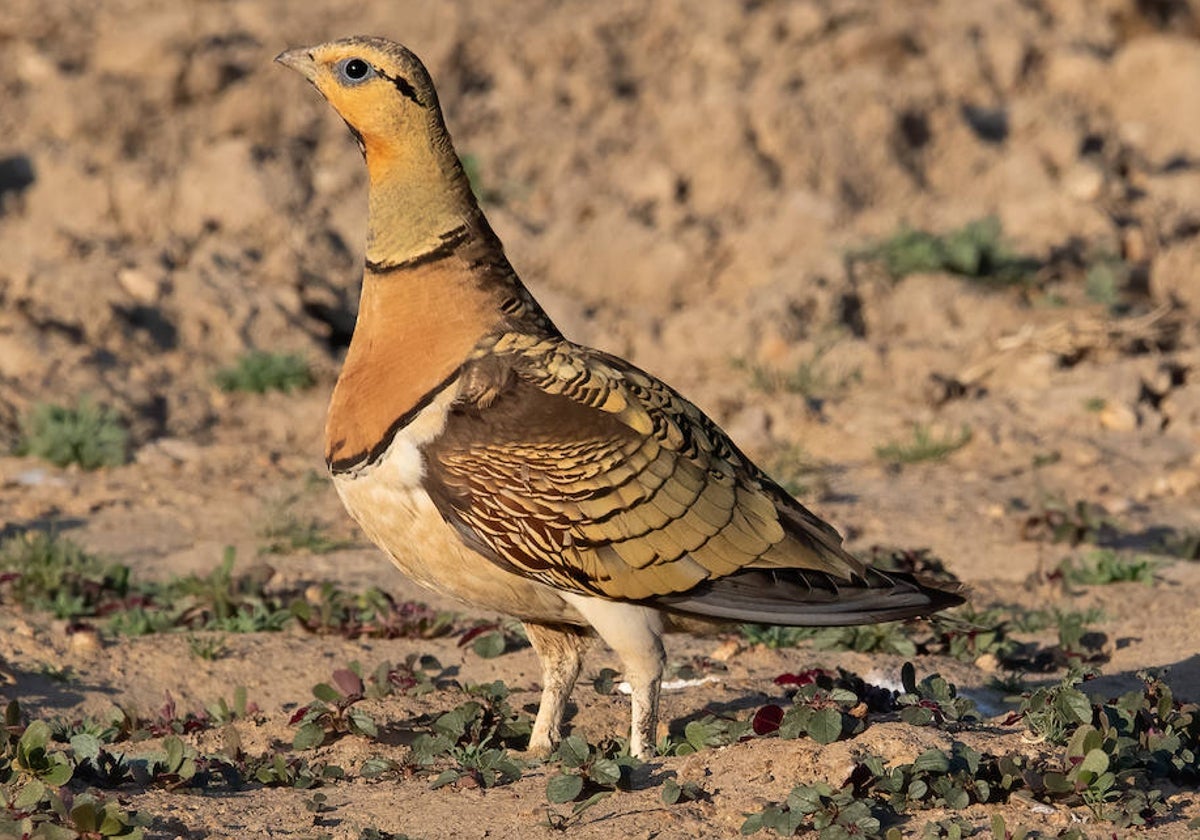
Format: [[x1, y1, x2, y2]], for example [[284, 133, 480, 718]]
[[339, 58, 374, 83]]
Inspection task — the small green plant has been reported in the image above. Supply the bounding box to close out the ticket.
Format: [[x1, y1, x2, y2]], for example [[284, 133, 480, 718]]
[[544, 735, 639, 828], [358, 828, 413, 840], [13, 720, 74, 787], [875, 424, 972, 465], [259, 514, 351, 555], [0, 531, 132, 619], [859, 741, 1015, 813], [292, 667, 378, 749], [408, 681, 531, 789], [896, 663, 980, 728], [860, 216, 1037, 286], [1020, 497, 1115, 546], [250, 753, 341, 789], [1083, 396, 1107, 412], [1058, 549, 1158, 586], [751, 677, 867, 745], [187, 633, 228, 661], [1013, 670, 1095, 746], [215, 350, 314, 394], [741, 780, 889, 838], [926, 607, 1015, 663], [129, 735, 198, 790], [458, 619, 527, 659], [1084, 256, 1128, 308], [291, 583, 456, 640], [661, 777, 708, 805], [739, 624, 815, 649], [16, 398, 129, 469], [365, 655, 444, 698], [661, 714, 752, 756], [734, 344, 860, 400], [1158, 528, 1200, 560], [806, 623, 918, 657]]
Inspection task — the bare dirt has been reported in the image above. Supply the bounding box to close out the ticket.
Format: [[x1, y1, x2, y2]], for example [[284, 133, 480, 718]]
[[1, 0, 1199, 837]]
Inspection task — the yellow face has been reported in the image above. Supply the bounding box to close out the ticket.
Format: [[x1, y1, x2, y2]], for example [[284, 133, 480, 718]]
[[276, 37, 438, 158]]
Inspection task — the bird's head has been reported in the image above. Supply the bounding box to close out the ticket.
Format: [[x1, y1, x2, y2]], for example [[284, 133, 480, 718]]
[[276, 36, 481, 262], [275, 37, 444, 163]]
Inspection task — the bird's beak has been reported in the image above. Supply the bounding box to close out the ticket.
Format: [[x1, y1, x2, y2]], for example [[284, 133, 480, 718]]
[[275, 47, 319, 81]]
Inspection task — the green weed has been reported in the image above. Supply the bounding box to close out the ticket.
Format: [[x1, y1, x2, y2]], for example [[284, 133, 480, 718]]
[[1058, 549, 1158, 586], [16, 398, 128, 469], [544, 735, 639, 829], [215, 350, 314, 394], [875, 424, 972, 464], [292, 666, 378, 749], [741, 779, 890, 838], [735, 345, 861, 400], [861, 216, 1037, 286], [1020, 497, 1115, 546], [0, 530, 131, 619], [259, 514, 351, 555]]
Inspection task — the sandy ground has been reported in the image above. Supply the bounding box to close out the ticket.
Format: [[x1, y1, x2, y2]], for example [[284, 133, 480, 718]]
[[1, 0, 1199, 837]]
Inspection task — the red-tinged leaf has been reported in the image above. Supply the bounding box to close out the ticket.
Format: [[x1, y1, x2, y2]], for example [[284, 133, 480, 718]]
[[752, 704, 785, 735], [332, 668, 363, 698], [289, 706, 312, 725], [773, 669, 829, 687], [458, 624, 496, 647]]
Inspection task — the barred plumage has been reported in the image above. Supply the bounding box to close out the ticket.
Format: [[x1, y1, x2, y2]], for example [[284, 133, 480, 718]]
[[277, 36, 963, 759]]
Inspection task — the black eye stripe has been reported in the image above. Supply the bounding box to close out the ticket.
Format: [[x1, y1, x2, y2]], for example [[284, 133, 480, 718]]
[[377, 68, 422, 106]]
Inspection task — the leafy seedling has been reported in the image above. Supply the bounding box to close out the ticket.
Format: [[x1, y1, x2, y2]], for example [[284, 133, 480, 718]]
[[857, 216, 1038, 286], [1057, 549, 1158, 586], [215, 350, 314, 394], [291, 583, 456, 640], [251, 753, 341, 789], [365, 654, 444, 698], [741, 779, 890, 838], [16, 398, 129, 469], [661, 777, 709, 805], [409, 681, 530, 789], [458, 619, 527, 659], [753, 672, 868, 745], [1020, 497, 1116, 546], [292, 667, 378, 749], [875, 424, 972, 465], [897, 663, 980, 728], [544, 735, 639, 828], [129, 735, 197, 790]]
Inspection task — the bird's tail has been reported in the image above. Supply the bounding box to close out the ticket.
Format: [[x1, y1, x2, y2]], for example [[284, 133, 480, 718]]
[[651, 565, 964, 626]]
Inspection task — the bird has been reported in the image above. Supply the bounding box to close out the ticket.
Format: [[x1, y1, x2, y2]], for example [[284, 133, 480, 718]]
[[275, 36, 963, 760]]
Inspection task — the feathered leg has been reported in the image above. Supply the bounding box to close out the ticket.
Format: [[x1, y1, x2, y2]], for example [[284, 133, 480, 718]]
[[524, 621, 589, 757], [561, 595, 665, 759]]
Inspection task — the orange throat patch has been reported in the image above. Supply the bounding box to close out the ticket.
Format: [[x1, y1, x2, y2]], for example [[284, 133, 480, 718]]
[[325, 261, 497, 471]]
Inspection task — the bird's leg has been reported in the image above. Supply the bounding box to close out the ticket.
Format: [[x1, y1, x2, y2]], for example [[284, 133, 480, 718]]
[[560, 595, 665, 760], [523, 621, 589, 757]]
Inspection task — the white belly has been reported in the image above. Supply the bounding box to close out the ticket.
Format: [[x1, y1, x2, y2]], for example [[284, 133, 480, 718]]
[[331, 388, 580, 624]]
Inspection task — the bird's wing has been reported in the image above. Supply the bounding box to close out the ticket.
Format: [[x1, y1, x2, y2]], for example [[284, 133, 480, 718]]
[[420, 334, 869, 602]]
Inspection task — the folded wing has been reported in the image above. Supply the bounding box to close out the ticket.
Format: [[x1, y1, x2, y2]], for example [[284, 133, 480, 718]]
[[420, 335, 961, 621]]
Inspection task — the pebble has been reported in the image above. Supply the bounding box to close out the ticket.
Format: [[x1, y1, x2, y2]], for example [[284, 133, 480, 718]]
[[117, 267, 161, 303], [709, 638, 742, 662], [69, 627, 103, 654], [1098, 402, 1138, 432], [1063, 162, 1104, 202]]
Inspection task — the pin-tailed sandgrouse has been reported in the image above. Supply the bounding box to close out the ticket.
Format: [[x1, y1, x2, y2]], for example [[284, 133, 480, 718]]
[[276, 36, 963, 759]]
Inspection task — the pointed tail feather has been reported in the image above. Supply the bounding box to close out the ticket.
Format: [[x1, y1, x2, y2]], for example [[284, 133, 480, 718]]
[[652, 566, 964, 626]]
